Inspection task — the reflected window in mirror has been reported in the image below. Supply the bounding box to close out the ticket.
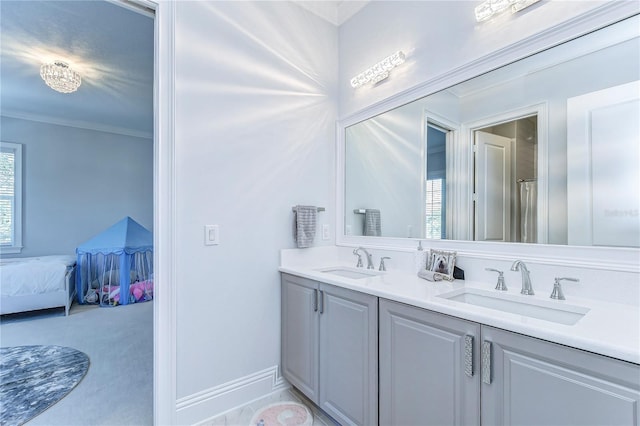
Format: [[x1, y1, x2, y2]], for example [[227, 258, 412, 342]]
[[425, 124, 448, 240]]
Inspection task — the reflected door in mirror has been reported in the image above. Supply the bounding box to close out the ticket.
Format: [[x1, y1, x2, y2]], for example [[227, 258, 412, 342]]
[[567, 80, 640, 248]]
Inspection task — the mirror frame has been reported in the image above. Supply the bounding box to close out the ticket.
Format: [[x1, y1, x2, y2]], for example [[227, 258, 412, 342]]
[[336, 4, 640, 273]]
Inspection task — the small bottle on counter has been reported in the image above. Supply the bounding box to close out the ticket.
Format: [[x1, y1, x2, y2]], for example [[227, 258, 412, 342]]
[[414, 240, 427, 273]]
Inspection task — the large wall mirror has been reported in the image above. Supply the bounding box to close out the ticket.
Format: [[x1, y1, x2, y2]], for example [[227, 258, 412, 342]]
[[342, 15, 639, 248]]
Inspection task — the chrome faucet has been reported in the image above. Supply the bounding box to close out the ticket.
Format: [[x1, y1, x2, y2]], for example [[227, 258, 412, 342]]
[[352, 248, 363, 267], [511, 260, 534, 295], [550, 277, 579, 300], [379, 257, 391, 271], [353, 247, 375, 269]]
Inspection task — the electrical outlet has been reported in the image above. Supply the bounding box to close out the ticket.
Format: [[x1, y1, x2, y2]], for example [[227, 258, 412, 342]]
[[322, 224, 330, 240]]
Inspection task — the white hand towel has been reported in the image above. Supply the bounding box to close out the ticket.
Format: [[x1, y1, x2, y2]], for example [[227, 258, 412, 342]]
[[417, 269, 445, 282], [293, 205, 317, 248]]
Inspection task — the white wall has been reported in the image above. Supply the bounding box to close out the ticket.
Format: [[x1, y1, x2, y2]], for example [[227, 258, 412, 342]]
[[173, 1, 337, 419], [165, 1, 640, 422], [338, 0, 611, 117], [0, 116, 153, 257]]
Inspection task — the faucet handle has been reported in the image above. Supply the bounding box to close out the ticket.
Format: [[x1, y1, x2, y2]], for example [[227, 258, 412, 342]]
[[550, 277, 579, 300], [485, 268, 508, 291], [353, 249, 363, 268], [379, 257, 391, 271]]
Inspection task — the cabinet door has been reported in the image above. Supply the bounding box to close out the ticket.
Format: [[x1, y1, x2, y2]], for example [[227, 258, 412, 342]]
[[481, 326, 640, 425], [379, 299, 480, 426], [281, 273, 319, 402], [319, 283, 378, 426]]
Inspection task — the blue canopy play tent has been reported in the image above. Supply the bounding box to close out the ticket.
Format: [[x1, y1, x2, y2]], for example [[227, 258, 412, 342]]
[[76, 216, 153, 306]]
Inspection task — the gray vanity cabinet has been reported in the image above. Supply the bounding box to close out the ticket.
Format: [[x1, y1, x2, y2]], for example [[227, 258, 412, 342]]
[[379, 299, 481, 426], [481, 325, 640, 426], [285, 275, 639, 426], [380, 299, 640, 426], [281, 273, 378, 426], [281, 273, 319, 402]]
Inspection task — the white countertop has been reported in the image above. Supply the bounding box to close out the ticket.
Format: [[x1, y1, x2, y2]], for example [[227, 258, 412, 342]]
[[279, 263, 640, 365]]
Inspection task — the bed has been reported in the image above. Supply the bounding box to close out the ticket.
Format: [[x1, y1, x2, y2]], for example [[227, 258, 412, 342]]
[[0, 255, 77, 316]]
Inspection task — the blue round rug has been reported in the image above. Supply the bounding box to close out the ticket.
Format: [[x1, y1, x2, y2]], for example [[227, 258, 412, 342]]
[[0, 345, 90, 426]]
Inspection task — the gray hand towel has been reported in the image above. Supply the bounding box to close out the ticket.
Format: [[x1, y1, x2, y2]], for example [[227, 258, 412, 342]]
[[417, 269, 445, 282], [364, 209, 381, 236], [293, 205, 317, 248]]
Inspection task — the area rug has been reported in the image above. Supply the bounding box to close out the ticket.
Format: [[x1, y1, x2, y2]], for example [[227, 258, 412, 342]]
[[250, 401, 313, 426], [0, 345, 90, 426]]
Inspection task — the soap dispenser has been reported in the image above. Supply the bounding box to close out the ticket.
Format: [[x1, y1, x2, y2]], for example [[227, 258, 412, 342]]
[[414, 240, 427, 273]]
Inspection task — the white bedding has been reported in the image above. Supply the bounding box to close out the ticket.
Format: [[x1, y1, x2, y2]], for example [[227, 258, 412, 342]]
[[0, 255, 76, 296]]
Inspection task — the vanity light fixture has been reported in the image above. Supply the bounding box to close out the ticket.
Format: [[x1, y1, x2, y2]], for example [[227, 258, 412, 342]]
[[475, 0, 541, 22], [40, 60, 82, 93], [350, 51, 406, 89]]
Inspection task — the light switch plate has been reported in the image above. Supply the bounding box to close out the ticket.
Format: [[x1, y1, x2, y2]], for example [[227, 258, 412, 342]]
[[322, 224, 330, 240], [205, 225, 219, 245]]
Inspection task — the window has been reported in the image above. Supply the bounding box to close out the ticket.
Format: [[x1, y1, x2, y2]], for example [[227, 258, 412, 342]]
[[0, 142, 23, 253], [425, 178, 444, 239], [425, 122, 449, 240]]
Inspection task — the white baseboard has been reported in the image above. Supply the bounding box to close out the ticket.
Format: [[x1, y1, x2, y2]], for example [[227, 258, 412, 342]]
[[176, 365, 289, 425]]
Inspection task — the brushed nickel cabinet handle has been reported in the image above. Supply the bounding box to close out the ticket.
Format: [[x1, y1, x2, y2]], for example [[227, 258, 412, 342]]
[[464, 335, 474, 377], [319, 290, 324, 314], [482, 341, 492, 384], [313, 289, 318, 312]]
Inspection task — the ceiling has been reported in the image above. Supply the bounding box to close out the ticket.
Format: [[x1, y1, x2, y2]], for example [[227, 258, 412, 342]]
[[0, 1, 154, 138], [0, 1, 369, 139]]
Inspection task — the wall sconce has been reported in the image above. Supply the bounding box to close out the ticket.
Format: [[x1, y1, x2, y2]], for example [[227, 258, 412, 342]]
[[475, 0, 541, 22], [350, 51, 406, 89]]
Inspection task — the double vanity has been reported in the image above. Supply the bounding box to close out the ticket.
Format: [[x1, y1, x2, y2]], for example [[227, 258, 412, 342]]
[[279, 250, 640, 426], [280, 10, 640, 426]]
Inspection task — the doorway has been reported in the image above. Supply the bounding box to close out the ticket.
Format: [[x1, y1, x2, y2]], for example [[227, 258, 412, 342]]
[[473, 115, 538, 243]]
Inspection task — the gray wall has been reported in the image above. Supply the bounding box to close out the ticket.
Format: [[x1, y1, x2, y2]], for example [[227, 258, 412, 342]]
[[0, 115, 153, 257]]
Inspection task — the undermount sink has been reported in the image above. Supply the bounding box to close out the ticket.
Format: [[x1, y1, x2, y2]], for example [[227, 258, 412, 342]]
[[318, 267, 383, 280], [438, 288, 590, 325]]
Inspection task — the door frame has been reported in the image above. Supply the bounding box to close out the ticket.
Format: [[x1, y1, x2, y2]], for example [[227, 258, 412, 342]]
[[152, 1, 177, 424], [114, 0, 177, 424], [460, 103, 548, 244]]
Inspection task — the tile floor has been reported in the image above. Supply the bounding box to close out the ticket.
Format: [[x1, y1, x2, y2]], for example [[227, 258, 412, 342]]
[[203, 387, 339, 426]]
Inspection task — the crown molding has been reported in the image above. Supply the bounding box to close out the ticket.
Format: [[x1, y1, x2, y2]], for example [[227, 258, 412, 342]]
[[294, 1, 369, 26], [1, 110, 153, 140]]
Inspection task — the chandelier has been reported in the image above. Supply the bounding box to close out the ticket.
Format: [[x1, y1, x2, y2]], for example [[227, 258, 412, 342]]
[[40, 61, 81, 93]]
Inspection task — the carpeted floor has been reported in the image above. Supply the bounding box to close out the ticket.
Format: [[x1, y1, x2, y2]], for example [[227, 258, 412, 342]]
[[0, 302, 153, 425]]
